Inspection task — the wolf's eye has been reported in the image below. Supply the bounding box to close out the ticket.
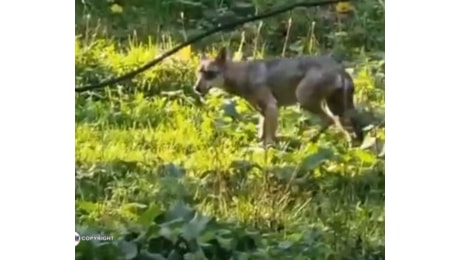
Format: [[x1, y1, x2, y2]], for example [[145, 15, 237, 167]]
[[202, 70, 218, 80]]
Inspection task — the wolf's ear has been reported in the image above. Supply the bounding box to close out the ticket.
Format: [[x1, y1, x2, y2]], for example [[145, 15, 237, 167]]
[[215, 47, 227, 64], [226, 50, 233, 61]]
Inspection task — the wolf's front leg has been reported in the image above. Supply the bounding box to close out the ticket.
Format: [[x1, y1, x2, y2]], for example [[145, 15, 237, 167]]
[[258, 115, 265, 140], [248, 88, 278, 146], [262, 101, 279, 146]]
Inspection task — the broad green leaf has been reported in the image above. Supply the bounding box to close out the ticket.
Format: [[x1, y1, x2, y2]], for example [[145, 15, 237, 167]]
[[168, 250, 183, 260], [222, 100, 239, 118], [182, 212, 211, 240], [76, 200, 100, 212], [166, 201, 195, 222], [354, 150, 377, 164], [110, 4, 123, 13], [302, 148, 334, 171], [138, 251, 167, 260], [118, 240, 138, 259], [93, 242, 120, 259], [138, 204, 162, 227]]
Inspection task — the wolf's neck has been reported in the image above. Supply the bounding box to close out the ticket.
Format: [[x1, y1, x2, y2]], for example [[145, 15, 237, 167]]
[[221, 63, 250, 98]]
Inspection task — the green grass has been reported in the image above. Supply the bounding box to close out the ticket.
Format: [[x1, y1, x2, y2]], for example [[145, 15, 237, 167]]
[[75, 1, 385, 259]]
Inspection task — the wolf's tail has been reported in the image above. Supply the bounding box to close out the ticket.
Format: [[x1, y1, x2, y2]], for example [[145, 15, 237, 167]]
[[343, 72, 354, 112], [342, 72, 364, 142]]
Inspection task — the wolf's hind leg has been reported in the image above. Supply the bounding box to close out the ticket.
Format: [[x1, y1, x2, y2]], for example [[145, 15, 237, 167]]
[[295, 73, 349, 143]]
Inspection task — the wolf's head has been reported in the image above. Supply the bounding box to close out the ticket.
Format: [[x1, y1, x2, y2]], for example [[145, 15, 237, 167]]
[[193, 48, 230, 96]]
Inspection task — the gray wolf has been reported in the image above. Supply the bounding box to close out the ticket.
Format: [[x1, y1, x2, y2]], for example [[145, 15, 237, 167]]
[[193, 47, 364, 147]]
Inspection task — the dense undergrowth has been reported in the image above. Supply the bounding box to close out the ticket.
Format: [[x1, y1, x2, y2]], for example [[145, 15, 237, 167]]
[[75, 0, 385, 259]]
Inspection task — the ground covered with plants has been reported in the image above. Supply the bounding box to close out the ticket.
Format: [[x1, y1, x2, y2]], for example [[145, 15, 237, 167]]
[[75, 0, 385, 259]]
